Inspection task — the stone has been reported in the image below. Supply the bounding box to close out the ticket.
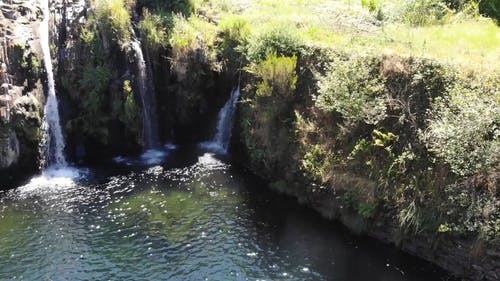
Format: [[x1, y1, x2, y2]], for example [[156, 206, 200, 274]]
[[0, 107, 9, 122], [0, 130, 20, 169], [0, 83, 9, 95]]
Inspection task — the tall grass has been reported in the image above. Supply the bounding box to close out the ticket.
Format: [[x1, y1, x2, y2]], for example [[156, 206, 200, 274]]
[[92, 0, 132, 44]]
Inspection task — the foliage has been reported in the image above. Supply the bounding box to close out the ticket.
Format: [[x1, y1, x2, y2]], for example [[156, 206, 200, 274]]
[[479, 0, 500, 22], [246, 27, 304, 63], [315, 56, 386, 125], [401, 0, 450, 26], [215, 16, 250, 70], [247, 53, 298, 99], [361, 0, 385, 20], [358, 202, 377, 219], [76, 64, 113, 140], [240, 53, 299, 175], [439, 180, 500, 241], [120, 80, 141, 129], [361, 0, 381, 12], [139, 9, 170, 51], [301, 144, 333, 182], [169, 14, 218, 62], [92, 0, 132, 44], [139, 0, 199, 16], [423, 75, 500, 177]]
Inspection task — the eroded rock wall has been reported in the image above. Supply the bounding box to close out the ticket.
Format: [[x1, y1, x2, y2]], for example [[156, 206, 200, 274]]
[[0, 0, 44, 182]]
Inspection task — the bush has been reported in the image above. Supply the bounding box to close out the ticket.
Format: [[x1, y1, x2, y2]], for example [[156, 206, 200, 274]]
[[423, 75, 500, 177], [139, 0, 198, 16], [301, 144, 334, 183], [246, 27, 304, 63], [139, 9, 170, 51], [315, 56, 386, 125], [402, 0, 449, 26], [247, 53, 298, 99], [92, 0, 133, 44], [75, 64, 113, 140], [169, 14, 217, 61], [479, 0, 500, 22], [240, 53, 299, 173], [216, 16, 250, 70]]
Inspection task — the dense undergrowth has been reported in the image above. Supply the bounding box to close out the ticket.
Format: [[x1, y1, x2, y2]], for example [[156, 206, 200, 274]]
[[54, 0, 499, 247]]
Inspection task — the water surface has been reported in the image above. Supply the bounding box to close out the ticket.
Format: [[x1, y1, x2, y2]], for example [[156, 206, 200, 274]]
[[0, 148, 452, 280]]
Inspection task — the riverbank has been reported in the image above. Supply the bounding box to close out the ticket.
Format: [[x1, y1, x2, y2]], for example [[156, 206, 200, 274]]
[[234, 45, 499, 281]]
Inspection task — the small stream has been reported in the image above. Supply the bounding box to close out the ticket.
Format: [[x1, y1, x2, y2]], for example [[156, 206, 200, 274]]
[[0, 147, 452, 280]]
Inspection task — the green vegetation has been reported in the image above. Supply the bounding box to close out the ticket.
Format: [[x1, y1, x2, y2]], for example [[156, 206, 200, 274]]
[[51, 0, 499, 252], [316, 56, 386, 125], [192, 0, 500, 70], [424, 75, 500, 177], [126, 0, 497, 245], [68, 64, 112, 141], [240, 54, 298, 173], [139, 9, 170, 52], [240, 49, 499, 242], [92, 0, 133, 45]]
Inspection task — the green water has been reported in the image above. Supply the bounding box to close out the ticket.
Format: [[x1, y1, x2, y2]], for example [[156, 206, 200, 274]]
[[0, 148, 452, 280]]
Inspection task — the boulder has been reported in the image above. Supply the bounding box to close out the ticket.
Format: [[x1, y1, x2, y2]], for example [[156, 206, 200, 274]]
[[0, 130, 20, 168]]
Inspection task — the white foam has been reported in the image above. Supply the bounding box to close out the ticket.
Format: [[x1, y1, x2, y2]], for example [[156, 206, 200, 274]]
[[113, 143, 177, 166], [197, 152, 224, 167], [198, 142, 228, 155], [140, 149, 167, 165], [18, 166, 84, 195]]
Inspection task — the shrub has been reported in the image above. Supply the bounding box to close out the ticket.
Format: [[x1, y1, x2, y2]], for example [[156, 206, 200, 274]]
[[248, 53, 298, 99], [361, 0, 381, 12], [240, 53, 299, 173], [76, 64, 113, 140], [139, 9, 170, 51], [301, 144, 333, 182], [169, 14, 217, 61], [246, 27, 304, 63], [122, 80, 140, 126], [315, 56, 386, 125], [139, 0, 198, 16], [423, 75, 500, 177], [79, 65, 112, 112], [440, 182, 500, 240], [479, 0, 500, 22], [92, 0, 133, 44], [216, 16, 250, 70], [402, 0, 449, 26]]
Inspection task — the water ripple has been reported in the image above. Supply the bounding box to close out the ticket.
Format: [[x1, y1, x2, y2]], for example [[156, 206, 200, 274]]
[[0, 152, 452, 281]]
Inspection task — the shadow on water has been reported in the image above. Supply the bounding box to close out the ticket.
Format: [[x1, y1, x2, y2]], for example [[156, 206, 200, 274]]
[[0, 147, 456, 280]]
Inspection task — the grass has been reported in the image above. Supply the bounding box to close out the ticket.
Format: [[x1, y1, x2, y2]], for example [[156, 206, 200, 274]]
[[92, 0, 133, 44], [196, 0, 500, 71]]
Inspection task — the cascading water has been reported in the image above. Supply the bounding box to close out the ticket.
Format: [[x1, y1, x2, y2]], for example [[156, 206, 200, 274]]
[[202, 86, 241, 153], [130, 40, 159, 149], [39, 0, 67, 168]]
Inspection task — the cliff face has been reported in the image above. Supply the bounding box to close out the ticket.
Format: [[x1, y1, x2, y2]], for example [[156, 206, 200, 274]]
[[0, 0, 44, 183], [0, 0, 88, 185], [235, 49, 500, 281]]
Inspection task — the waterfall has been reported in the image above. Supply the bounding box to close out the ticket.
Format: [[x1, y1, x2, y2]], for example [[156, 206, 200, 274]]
[[39, 0, 67, 168], [130, 40, 159, 149], [202, 87, 241, 153]]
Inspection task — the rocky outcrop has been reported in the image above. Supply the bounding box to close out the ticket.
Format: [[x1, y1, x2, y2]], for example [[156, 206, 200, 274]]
[[0, 0, 88, 181], [0, 0, 44, 183]]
